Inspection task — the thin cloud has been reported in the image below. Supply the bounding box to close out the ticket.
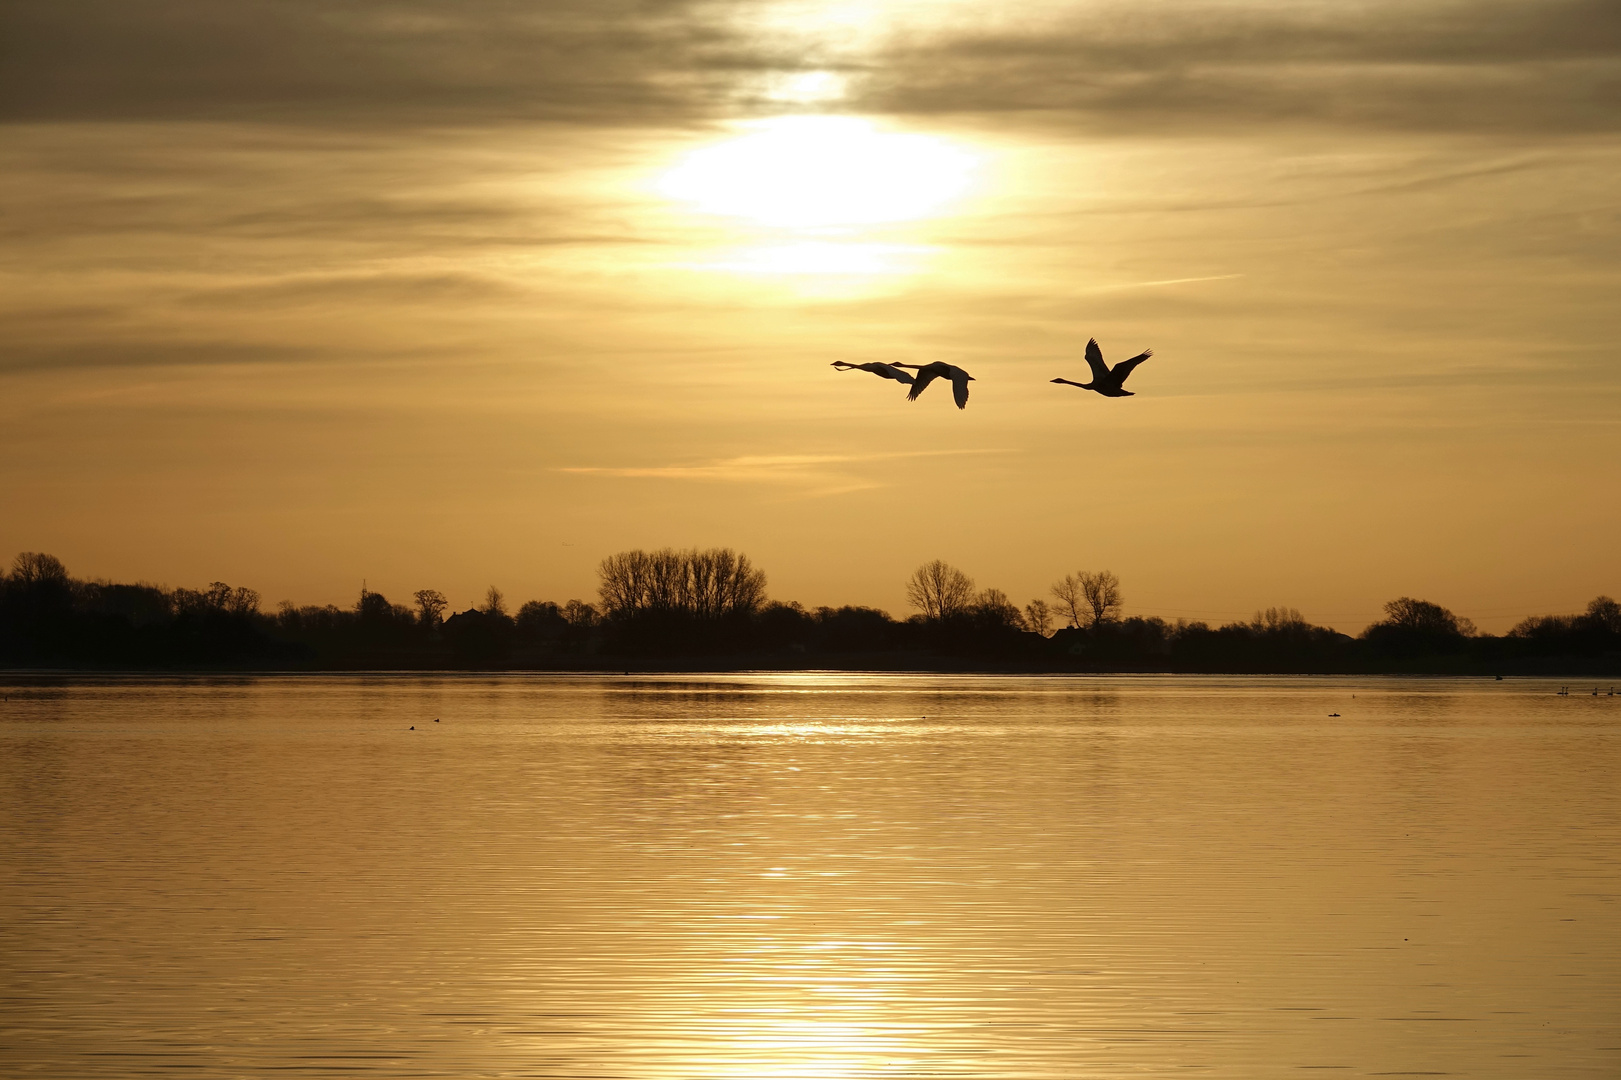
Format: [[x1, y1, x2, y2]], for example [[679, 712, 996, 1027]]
[[559, 448, 1014, 495], [1096, 274, 1245, 292], [563, 453, 858, 481], [1, 0, 1616, 133]]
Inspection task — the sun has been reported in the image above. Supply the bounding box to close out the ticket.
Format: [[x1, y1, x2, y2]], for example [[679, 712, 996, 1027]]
[[658, 116, 978, 230]]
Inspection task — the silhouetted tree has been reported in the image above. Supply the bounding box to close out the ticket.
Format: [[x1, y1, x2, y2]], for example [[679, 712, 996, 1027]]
[[596, 548, 766, 620], [1, 552, 77, 660], [596, 551, 647, 617], [4, 546, 1613, 675], [1022, 599, 1054, 637], [356, 587, 397, 622], [1051, 570, 1123, 627], [82, 582, 173, 627], [1504, 595, 1621, 669], [1080, 570, 1123, 625], [643, 549, 685, 613], [1582, 596, 1621, 634], [906, 560, 975, 621], [562, 600, 599, 627], [974, 588, 1022, 630], [1251, 607, 1308, 633], [516, 600, 563, 637], [1510, 597, 1621, 641], [174, 582, 260, 617], [1508, 613, 1575, 638], [1362, 596, 1475, 665], [11, 552, 69, 586], [1378, 597, 1475, 637], [558, 600, 599, 652], [414, 589, 447, 628], [813, 606, 903, 653], [1049, 575, 1085, 628], [756, 600, 813, 651]]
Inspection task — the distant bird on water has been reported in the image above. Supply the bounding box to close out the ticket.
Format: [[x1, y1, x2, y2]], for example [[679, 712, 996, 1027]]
[[894, 362, 975, 409], [830, 360, 914, 385], [1052, 338, 1152, 397]]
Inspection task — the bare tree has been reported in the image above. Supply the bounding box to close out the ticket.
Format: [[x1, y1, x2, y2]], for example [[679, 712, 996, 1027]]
[[683, 548, 767, 617], [483, 586, 508, 617], [906, 560, 975, 621], [172, 581, 258, 617], [1049, 575, 1085, 628], [1079, 570, 1123, 625], [414, 589, 447, 628], [644, 549, 685, 613], [1251, 607, 1307, 633], [597, 550, 648, 618], [563, 599, 599, 627], [1585, 596, 1621, 634], [1051, 570, 1123, 627], [686, 548, 724, 619], [1022, 599, 1054, 636], [716, 550, 768, 616], [596, 548, 768, 620], [1379, 597, 1473, 636], [10, 552, 68, 585], [975, 587, 1022, 629]]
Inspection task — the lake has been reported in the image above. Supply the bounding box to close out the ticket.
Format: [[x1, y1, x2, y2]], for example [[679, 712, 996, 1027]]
[[1, 674, 1617, 1078]]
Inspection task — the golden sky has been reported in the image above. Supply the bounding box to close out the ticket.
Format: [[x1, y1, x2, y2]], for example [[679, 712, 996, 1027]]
[[2, 0, 1617, 631]]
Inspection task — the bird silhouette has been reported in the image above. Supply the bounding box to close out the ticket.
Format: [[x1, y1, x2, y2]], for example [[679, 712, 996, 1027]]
[[830, 360, 915, 385], [1051, 338, 1152, 397], [894, 362, 975, 409]]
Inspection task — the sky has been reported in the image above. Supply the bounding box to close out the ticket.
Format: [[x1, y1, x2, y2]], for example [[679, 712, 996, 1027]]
[[1, 0, 1618, 632]]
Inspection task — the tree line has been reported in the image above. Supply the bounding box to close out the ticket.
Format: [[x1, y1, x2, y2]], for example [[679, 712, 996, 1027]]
[[1, 548, 1617, 674]]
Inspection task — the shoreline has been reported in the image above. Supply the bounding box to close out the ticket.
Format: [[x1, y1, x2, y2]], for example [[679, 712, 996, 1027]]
[[3, 664, 1617, 680]]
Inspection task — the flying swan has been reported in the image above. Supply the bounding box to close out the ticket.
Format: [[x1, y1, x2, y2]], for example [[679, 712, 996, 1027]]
[[895, 362, 975, 409], [1051, 339, 1152, 397]]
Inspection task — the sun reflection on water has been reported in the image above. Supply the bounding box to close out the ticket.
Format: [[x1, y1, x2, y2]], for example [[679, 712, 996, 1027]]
[[651, 937, 931, 1079]]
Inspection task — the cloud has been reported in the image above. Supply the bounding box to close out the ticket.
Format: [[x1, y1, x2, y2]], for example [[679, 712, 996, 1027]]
[[1, 0, 1616, 132], [561, 453, 886, 498], [564, 453, 855, 479], [860, 0, 1621, 134], [0, 0, 728, 124], [0, 338, 317, 375], [559, 448, 1012, 496], [1093, 274, 1245, 292]]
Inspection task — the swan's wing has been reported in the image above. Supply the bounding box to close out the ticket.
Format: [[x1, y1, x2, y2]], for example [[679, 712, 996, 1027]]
[[906, 368, 941, 400], [951, 371, 971, 409], [1084, 339, 1110, 382], [875, 363, 915, 384], [1110, 349, 1152, 383]]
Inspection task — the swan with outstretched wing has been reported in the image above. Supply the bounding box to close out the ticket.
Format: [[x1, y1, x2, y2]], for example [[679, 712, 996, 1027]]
[[1052, 338, 1152, 398], [895, 362, 975, 409]]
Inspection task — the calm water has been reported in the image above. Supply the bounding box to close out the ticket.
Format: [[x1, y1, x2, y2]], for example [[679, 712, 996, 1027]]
[[1, 674, 1617, 1078]]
